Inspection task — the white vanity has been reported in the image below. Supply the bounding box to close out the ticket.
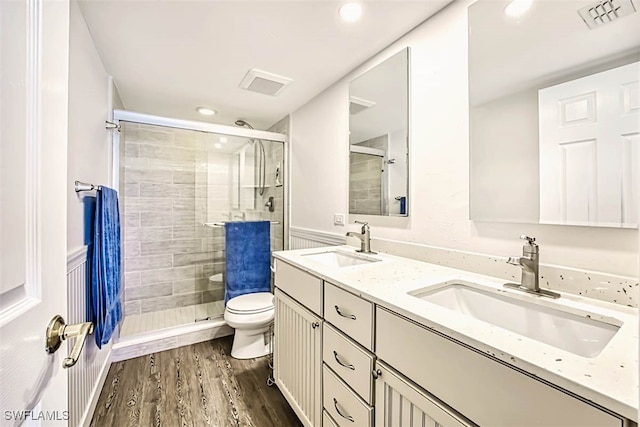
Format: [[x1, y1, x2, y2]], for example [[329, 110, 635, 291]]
[[272, 246, 638, 427]]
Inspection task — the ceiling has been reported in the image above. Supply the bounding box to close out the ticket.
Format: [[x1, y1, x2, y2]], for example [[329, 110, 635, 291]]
[[469, 0, 640, 105], [78, 0, 452, 131]]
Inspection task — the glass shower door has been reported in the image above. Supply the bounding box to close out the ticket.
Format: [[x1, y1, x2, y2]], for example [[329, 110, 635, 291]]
[[119, 122, 284, 339]]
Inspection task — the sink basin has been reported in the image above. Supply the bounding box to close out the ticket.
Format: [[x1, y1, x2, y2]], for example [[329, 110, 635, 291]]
[[409, 281, 621, 358], [302, 250, 380, 268]]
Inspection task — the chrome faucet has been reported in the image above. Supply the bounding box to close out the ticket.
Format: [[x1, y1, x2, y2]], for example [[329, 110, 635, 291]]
[[346, 221, 376, 254], [504, 235, 559, 298]]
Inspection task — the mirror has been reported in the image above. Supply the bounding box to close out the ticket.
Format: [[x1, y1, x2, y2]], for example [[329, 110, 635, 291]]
[[469, 0, 640, 228], [349, 48, 409, 216]]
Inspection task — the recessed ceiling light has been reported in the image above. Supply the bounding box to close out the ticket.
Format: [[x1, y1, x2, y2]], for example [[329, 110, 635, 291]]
[[504, 0, 533, 18], [219, 137, 228, 143], [214, 143, 222, 149], [339, 2, 363, 22], [196, 106, 216, 116]]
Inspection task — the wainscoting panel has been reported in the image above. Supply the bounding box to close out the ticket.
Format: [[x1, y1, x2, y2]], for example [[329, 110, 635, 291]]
[[67, 247, 112, 427], [289, 227, 345, 250]]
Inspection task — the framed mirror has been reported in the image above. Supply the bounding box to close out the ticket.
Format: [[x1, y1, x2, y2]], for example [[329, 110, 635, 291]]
[[469, 0, 640, 228], [349, 48, 409, 217]]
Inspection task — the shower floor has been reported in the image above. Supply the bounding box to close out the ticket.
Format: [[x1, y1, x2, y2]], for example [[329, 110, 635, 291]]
[[120, 300, 225, 338]]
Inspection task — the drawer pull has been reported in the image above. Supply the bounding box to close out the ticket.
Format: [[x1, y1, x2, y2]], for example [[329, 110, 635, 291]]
[[312, 322, 320, 329], [334, 305, 356, 320], [333, 398, 354, 423], [333, 351, 355, 370], [372, 368, 382, 379]]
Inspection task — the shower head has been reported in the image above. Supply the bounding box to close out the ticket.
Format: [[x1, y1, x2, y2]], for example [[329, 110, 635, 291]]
[[234, 119, 254, 129]]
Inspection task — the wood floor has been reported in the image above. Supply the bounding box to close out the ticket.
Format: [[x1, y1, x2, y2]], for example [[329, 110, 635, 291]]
[[90, 336, 302, 427]]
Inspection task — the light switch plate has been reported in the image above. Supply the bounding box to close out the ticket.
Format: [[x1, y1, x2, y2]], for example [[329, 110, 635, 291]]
[[334, 213, 345, 226]]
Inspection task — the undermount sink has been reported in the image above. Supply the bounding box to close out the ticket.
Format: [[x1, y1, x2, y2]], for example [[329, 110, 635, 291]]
[[409, 281, 621, 358], [302, 250, 380, 268]]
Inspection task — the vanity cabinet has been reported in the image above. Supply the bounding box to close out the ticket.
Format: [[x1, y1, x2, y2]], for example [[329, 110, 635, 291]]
[[273, 256, 632, 427], [375, 307, 625, 427], [273, 288, 323, 427], [374, 361, 473, 427]]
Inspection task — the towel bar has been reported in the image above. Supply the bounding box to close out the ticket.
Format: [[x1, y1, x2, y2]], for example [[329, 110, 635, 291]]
[[203, 221, 280, 227], [74, 180, 101, 192]]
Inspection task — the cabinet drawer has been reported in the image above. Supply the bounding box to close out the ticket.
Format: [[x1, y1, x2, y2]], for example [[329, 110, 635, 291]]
[[376, 307, 624, 427], [323, 410, 339, 427], [324, 282, 373, 350], [274, 259, 323, 316], [323, 364, 373, 427], [323, 323, 374, 404]]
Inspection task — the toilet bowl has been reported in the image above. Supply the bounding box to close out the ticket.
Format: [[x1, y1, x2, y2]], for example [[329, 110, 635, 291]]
[[224, 292, 274, 359]]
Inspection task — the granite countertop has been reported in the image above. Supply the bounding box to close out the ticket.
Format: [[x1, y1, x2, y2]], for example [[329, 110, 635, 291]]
[[273, 245, 639, 422]]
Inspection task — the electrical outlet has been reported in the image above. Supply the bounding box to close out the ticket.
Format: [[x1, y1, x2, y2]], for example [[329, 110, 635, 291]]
[[334, 213, 345, 226]]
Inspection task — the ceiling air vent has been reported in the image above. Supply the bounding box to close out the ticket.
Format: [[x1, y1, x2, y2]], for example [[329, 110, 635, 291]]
[[349, 96, 376, 115], [578, 0, 637, 29], [239, 69, 292, 96]]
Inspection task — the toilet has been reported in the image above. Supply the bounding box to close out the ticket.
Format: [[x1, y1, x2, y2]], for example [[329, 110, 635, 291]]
[[223, 292, 275, 359]]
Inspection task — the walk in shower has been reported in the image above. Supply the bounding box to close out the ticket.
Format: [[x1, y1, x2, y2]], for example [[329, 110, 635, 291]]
[[115, 112, 287, 339]]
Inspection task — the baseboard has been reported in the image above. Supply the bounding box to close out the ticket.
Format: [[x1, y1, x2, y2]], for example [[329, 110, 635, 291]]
[[80, 348, 112, 427], [112, 319, 234, 361]]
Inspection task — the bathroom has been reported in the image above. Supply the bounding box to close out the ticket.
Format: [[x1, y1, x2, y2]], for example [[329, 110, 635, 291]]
[[0, 0, 638, 426]]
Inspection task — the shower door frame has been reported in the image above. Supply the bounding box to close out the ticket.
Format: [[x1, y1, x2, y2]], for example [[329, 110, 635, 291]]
[[111, 109, 290, 249]]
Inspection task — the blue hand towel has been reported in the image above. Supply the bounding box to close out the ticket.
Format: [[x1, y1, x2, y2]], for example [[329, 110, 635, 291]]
[[91, 187, 122, 349], [224, 220, 271, 304]]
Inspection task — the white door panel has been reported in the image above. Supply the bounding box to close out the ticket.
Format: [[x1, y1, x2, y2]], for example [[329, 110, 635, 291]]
[[1, 0, 70, 425], [539, 61, 640, 227]]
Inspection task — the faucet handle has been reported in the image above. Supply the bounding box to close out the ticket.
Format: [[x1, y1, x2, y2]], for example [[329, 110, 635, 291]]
[[354, 221, 369, 233], [520, 235, 538, 255]]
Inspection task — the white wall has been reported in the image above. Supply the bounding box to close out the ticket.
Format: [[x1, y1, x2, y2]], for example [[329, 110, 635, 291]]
[[290, 0, 638, 278], [67, 0, 118, 253]]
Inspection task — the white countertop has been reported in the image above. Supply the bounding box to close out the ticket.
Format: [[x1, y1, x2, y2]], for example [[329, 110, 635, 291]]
[[273, 245, 639, 422]]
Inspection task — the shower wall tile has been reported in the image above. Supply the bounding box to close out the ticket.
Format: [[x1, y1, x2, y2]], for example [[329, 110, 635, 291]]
[[140, 211, 173, 227], [173, 278, 212, 294], [124, 242, 141, 258], [138, 182, 197, 199], [173, 170, 196, 184], [140, 292, 202, 313], [202, 289, 225, 303], [140, 266, 197, 285], [124, 184, 140, 197], [139, 226, 173, 242], [124, 301, 141, 316], [173, 251, 217, 267], [125, 282, 173, 301], [125, 197, 172, 213], [124, 143, 139, 157], [124, 213, 140, 228], [125, 254, 173, 272], [138, 144, 195, 163], [172, 226, 197, 240], [125, 272, 141, 287], [140, 239, 202, 256], [124, 168, 173, 184]]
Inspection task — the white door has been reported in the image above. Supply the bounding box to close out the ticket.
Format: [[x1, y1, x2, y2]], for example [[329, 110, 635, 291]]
[[539, 61, 640, 227], [1, 0, 70, 425]]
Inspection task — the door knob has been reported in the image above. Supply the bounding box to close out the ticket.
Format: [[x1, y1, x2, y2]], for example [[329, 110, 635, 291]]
[[45, 315, 94, 369]]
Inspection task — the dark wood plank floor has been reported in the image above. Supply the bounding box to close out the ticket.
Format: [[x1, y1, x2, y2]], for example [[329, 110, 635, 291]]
[[90, 336, 302, 427]]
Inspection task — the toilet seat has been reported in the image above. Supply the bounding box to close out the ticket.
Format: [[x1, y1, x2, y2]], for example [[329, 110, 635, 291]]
[[226, 292, 274, 315]]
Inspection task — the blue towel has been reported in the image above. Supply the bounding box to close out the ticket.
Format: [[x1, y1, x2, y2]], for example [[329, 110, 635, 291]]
[[91, 187, 122, 349], [224, 220, 271, 304]]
